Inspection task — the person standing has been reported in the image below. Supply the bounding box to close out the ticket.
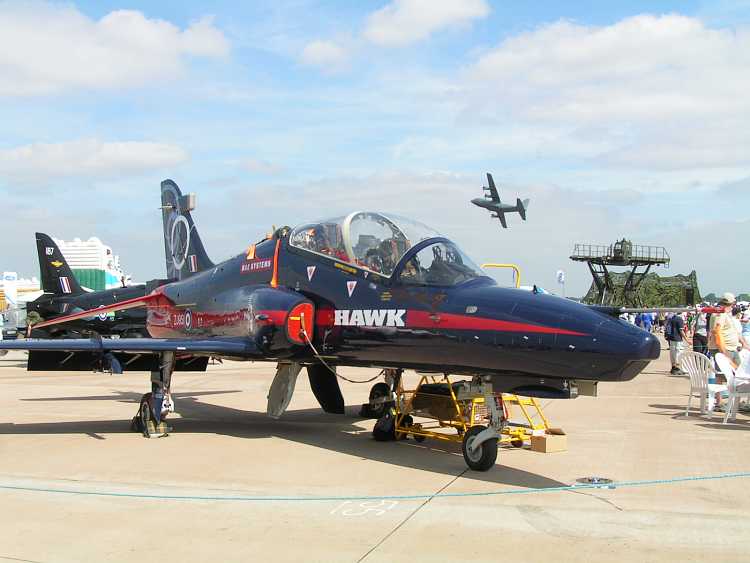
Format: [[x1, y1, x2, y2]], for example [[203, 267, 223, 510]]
[[692, 309, 709, 356], [641, 312, 653, 333], [666, 312, 689, 375], [741, 311, 750, 350], [708, 293, 742, 369]]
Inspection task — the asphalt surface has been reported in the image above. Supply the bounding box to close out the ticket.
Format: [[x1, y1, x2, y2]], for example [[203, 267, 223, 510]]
[[1, 340, 748, 563]]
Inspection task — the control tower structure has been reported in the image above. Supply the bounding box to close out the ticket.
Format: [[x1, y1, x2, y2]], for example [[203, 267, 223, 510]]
[[570, 239, 670, 306]]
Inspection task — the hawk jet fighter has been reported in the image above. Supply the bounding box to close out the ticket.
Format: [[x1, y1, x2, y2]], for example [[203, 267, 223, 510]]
[[472, 173, 529, 228], [0, 180, 659, 469], [24, 233, 207, 373]]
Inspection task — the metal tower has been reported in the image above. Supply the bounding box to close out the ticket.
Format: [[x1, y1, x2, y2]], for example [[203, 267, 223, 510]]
[[570, 239, 670, 306]]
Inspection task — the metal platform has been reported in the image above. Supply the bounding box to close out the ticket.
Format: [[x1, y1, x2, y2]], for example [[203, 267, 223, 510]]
[[570, 239, 670, 306]]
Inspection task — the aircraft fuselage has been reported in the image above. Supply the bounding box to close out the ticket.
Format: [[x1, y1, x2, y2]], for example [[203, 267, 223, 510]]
[[145, 235, 659, 386]]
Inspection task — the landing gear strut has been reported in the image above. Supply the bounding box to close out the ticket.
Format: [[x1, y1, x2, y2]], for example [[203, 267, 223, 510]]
[[131, 351, 175, 438], [361, 369, 401, 418]]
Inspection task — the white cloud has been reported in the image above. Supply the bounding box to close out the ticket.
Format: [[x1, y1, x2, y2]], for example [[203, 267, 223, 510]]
[[364, 0, 490, 47], [0, 1, 230, 96], [300, 40, 349, 71], [383, 14, 750, 172], [0, 139, 189, 182], [239, 157, 284, 175]]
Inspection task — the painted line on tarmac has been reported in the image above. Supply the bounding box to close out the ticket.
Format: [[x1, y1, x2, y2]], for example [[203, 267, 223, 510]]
[[0, 471, 748, 503]]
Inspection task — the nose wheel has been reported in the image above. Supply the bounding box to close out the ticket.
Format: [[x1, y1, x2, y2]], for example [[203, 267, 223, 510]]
[[462, 425, 498, 471]]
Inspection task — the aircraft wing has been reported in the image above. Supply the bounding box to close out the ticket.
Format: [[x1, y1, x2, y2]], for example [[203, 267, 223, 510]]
[[486, 173, 500, 202], [0, 337, 260, 357]]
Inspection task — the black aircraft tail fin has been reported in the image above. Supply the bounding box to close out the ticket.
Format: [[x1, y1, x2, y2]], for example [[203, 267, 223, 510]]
[[35, 233, 85, 296], [161, 180, 214, 280]]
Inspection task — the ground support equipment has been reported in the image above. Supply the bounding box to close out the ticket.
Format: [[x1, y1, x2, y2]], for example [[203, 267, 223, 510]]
[[499, 394, 552, 448], [374, 374, 506, 471]]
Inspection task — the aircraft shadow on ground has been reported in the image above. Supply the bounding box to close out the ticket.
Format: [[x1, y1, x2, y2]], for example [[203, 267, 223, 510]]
[[0, 392, 566, 488]]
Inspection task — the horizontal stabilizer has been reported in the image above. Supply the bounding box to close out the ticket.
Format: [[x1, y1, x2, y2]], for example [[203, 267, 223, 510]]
[[30, 293, 164, 330], [516, 198, 530, 220]]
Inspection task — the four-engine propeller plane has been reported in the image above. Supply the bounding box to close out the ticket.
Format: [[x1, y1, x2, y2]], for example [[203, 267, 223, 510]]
[[0, 179, 659, 469], [472, 173, 529, 228]]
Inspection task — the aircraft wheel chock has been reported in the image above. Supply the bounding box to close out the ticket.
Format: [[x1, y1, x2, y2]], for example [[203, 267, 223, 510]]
[[462, 425, 498, 471]]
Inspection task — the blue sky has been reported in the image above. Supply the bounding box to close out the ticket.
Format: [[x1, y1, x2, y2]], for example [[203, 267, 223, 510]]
[[1, 0, 748, 296]]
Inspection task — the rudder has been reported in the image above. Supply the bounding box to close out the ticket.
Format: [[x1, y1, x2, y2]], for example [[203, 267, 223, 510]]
[[36, 233, 84, 296], [161, 180, 214, 280]]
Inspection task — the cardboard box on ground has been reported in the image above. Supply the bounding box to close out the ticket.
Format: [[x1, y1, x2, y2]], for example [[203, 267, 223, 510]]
[[530, 427, 567, 453]]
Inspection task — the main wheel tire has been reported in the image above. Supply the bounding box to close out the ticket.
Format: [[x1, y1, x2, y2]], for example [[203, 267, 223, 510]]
[[138, 395, 152, 437], [462, 425, 498, 471], [367, 382, 392, 419]]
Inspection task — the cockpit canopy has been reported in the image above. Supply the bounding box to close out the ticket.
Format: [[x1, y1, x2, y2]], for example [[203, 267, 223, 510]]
[[289, 211, 486, 285]]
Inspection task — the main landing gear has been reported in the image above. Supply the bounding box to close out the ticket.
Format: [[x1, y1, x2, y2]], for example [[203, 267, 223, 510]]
[[131, 351, 175, 438]]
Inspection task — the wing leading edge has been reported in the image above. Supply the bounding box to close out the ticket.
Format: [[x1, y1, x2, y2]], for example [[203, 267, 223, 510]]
[[0, 337, 260, 358]]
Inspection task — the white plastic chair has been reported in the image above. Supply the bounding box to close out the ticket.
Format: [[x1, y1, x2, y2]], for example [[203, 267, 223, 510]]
[[680, 351, 726, 416], [715, 351, 750, 424]]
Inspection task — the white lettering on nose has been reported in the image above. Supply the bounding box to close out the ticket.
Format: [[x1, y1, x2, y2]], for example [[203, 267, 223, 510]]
[[334, 309, 407, 327], [364, 309, 387, 326], [349, 310, 365, 325], [387, 309, 406, 327], [334, 310, 349, 325]]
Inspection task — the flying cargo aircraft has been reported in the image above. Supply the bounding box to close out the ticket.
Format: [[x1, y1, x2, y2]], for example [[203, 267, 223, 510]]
[[0, 179, 659, 469], [471, 173, 529, 228]]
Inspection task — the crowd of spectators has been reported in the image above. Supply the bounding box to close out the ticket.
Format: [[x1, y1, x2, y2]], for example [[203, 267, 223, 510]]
[[625, 292, 749, 412]]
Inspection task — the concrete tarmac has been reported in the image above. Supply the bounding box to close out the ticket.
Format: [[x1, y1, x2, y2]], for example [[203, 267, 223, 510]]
[[0, 342, 748, 563]]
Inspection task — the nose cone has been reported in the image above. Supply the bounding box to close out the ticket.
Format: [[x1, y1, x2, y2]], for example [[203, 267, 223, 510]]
[[592, 316, 661, 380], [640, 331, 661, 360]]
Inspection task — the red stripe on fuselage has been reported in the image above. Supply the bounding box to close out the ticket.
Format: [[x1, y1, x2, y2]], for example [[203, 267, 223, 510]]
[[405, 311, 587, 335], [145, 301, 587, 338], [311, 308, 587, 336]]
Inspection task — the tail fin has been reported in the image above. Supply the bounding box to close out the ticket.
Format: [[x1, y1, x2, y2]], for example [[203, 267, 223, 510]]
[[516, 198, 530, 221], [161, 179, 214, 280], [35, 233, 85, 296]]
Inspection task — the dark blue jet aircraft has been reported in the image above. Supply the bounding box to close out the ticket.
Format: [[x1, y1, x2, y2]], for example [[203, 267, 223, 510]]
[[0, 180, 659, 469]]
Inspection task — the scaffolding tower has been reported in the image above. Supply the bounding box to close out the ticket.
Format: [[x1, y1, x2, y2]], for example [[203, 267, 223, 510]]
[[570, 239, 670, 306]]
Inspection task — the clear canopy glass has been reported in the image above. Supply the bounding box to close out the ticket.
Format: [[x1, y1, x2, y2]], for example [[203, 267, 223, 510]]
[[399, 240, 485, 286], [290, 211, 447, 277]]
